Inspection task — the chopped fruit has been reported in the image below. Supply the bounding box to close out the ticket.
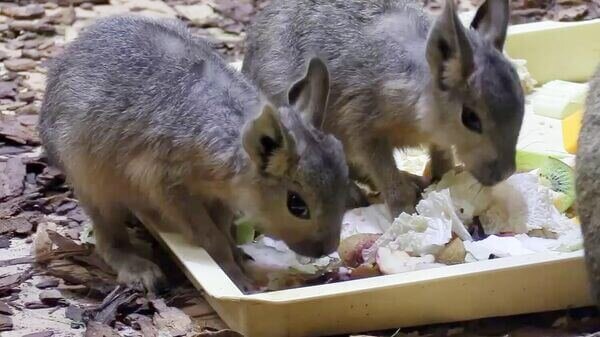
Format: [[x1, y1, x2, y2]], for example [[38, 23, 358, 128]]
[[338, 233, 381, 268], [532, 80, 588, 119], [562, 109, 583, 154]]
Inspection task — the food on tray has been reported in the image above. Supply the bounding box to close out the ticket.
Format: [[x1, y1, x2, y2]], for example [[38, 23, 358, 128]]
[[532, 80, 588, 119], [515, 150, 575, 212], [506, 54, 537, 94], [338, 233, 381, 268], [538, 157, 576, 212], [239, 150, 582, 291], [435, 237, 466, 265], [234, 218, 256, 245], [376, 248, 442, 274], [562, 109, 583, 154], [236, 58, 584, 291]]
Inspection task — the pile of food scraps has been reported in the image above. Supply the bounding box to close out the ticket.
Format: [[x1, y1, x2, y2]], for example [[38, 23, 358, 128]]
[[237, 150, 581, 291]]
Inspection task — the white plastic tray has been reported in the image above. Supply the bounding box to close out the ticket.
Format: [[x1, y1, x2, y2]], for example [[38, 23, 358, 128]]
[[143, 19, 600, 337]]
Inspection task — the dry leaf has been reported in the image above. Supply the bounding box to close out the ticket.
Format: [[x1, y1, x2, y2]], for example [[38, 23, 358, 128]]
[[129, 313, 158, 337], [193, 313, 230, 332], [32, 222, 55, 261], [152, 299, 192, 336], [555, 4, 589, 20]]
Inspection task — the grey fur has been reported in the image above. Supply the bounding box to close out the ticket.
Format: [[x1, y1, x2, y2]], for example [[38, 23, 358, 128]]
[[242, 0, 524, 217], [576, 65, 600, 306], [39, 15, 348, 291]]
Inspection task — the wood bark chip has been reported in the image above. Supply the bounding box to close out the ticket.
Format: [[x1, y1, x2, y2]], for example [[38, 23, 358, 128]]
[[0, 114, 40, 145], [39, 289, 63, 306], [2, 5, 45, 20], [65, 304, 84, 322], [0, 236, 9, 248], [3, 58, 37, 72], [0, 314, 12, 331], [91, 286, 140, 324], [195, 329, 245, 337], [8, 21, 56, 34], [0, 267, 34, 297], [24, 301, 51, 309], [0, 300, 13, 315], [0, 157, 26, 201], [35, 279, 59, 289], [0, 217, 32, 235], [84, 321, 120, 337], [0, 255, 35, 267], [0, 81, 18, 99], [23, 331, 55, 337]]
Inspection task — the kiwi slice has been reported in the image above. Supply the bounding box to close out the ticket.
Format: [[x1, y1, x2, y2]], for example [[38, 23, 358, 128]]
[[537, 157, 576, 212], [515, 150, 575, 212], [516, 149, 566, 172]]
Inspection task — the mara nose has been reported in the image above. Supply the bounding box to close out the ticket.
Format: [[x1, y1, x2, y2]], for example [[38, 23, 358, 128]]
[[322, 235, 340, 256], [501, 160, 516, 180], [483, 160, 515, 186]]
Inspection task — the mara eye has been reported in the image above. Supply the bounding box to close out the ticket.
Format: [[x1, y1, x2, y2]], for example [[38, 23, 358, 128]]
[[462, 106, 482, 134], [287, 191, 310, 219]]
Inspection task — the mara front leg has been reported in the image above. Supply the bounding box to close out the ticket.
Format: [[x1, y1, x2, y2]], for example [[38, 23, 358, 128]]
[[157, 191, 253, 292], [77, 193, 166, 293], [429, 145, 455, 182], [359, 140, 426, 217], [205, 201, 249, 268]]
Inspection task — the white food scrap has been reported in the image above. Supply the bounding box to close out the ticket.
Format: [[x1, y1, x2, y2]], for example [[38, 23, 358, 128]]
[[505, 52, 538, 94], [376, 247, 444, 274], [341, 204, 391, 240], [362, 189, 469, 263]]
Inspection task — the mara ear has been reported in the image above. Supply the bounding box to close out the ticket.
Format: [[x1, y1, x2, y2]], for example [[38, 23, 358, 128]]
[[286, 57, 330, 129], [426, 0, 474, 91], [242, 104, 297, 176], [470, 0, 510, 51]]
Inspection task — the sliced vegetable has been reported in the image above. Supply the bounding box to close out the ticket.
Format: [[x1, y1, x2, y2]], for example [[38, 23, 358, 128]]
[[234, 219, 256, 245]]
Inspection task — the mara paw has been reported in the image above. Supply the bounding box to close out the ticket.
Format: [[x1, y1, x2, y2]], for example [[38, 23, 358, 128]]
[[117, 256, 167, 293]]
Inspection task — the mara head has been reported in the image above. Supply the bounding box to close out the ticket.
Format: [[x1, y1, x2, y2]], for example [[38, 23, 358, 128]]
[[240, 57, 349, 258], [423, 0, 524, 186]]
